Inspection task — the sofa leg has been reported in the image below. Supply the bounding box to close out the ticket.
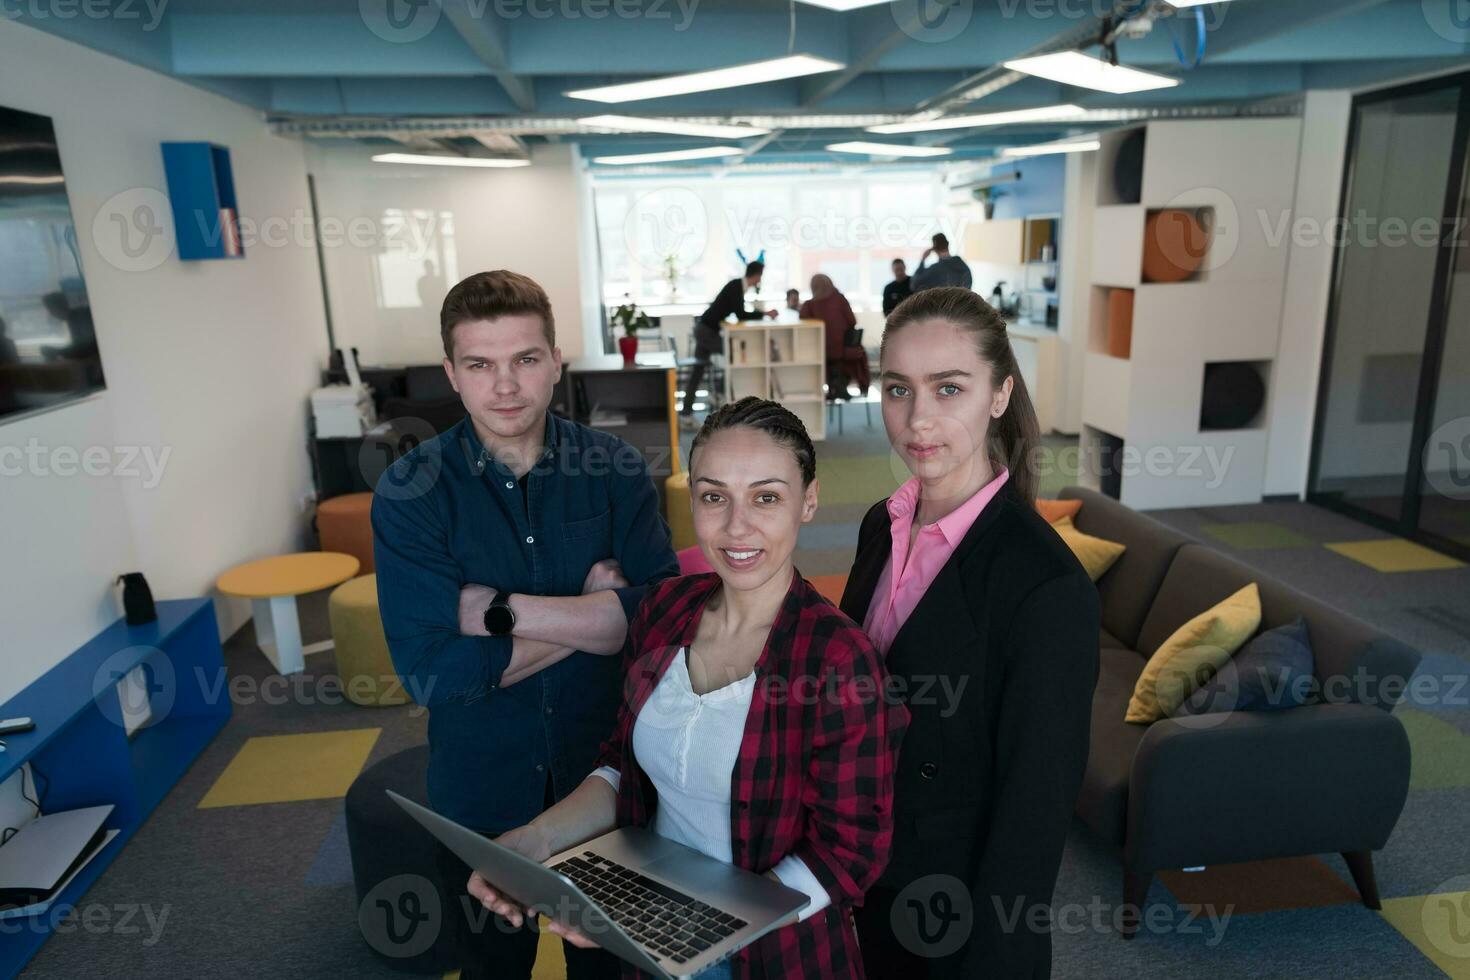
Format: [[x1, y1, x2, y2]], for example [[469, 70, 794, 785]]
[[1120, 870, 1153, 940], [1342, 851, 1382, 910]]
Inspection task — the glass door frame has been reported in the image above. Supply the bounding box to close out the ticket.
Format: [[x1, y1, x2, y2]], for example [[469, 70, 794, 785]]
[[1307, 70, 1470, 563]]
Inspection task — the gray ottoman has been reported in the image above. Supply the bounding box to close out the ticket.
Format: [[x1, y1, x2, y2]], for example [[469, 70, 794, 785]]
[[345, 744, 457, 973]]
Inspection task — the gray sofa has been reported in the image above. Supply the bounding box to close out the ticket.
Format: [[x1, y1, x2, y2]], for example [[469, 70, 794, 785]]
[[1058, 487, 1421, 937]]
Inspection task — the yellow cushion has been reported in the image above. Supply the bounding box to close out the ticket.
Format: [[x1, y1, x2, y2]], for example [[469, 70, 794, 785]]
[[1126, 583, 1262, 724], [665, 471, 696, 552], [1053, 516, 1126, 582]]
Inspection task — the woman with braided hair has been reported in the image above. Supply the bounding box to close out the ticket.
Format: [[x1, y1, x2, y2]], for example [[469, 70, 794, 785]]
[[469, 396, 908, 979]]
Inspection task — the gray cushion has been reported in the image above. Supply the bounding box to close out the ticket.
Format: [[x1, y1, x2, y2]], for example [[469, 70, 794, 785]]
[[1060, 487, 1191, 650], [1075, 647, 1148, 847], [1173, 616, 1315, 716], [1138, 544, 1420, 710], [1099, 626, 1129, 650]]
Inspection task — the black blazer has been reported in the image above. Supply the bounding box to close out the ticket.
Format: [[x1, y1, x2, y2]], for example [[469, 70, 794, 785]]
[[840, 484, 1100, 979]]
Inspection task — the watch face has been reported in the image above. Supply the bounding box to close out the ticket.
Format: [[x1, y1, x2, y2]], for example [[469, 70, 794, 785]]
[[485, 602, 515, 635]]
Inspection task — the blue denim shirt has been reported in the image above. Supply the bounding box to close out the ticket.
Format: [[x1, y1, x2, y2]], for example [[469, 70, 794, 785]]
[[371, 412, 678, 832]]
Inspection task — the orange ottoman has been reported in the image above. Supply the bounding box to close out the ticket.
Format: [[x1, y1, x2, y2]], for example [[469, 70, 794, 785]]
[[318, 492, 375, 573]]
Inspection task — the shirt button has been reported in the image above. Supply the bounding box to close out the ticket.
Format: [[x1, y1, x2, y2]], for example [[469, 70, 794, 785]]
[[545, 706, 555, 715], [536, 763, 546, 773], [919, 762, 939, 780], [505, 481, 514, 489], [526, 535, 535, 544]]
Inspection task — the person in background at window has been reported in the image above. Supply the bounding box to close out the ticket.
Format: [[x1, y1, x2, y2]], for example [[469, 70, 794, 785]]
[[785, 287, 801, 313], [682, 260, 778, 429], [800, 274, 866, 400], [911, 233, 972, 293], [882, 258, 912, 316]]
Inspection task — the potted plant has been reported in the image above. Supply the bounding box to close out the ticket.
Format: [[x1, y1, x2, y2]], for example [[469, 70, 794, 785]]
[[662, 254, 680, 301], [611, 298, 651, 366]]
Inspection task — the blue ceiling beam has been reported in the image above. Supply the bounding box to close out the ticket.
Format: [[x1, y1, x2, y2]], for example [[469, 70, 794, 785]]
[[170, 15, 483, 76], [269, 76, 521, 115], [1, 5, 172, 72], [1210, 2, 1468, 62], [506, 6, 850, 74], [438, 0, 537, 111]]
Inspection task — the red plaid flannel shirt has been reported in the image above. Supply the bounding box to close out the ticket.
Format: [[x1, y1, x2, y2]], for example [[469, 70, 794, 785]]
[[595, 570, 908, 980]]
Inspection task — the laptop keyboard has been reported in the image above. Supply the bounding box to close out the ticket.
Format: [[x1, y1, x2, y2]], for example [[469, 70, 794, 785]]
[[554, 851, 748, 965]]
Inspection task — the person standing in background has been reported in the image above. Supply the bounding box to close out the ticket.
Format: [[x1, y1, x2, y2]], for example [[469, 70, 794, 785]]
[[682, 260, 778, 427], [800, 274, 866, 399], [911, 233, 972, 292], [785, 287, 802, 312], [882, 258, 912, 315]]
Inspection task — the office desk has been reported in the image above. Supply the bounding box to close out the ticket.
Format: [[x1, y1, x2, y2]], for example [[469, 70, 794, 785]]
[[722, 317, 827, 440], [553, 352, 680, 505]]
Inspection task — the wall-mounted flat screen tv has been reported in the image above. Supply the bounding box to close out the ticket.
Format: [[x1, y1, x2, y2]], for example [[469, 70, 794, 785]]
[[0, 104, 103, 423]]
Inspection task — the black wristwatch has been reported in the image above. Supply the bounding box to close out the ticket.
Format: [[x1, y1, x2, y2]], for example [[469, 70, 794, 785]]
[[484, 593, 516, 636]]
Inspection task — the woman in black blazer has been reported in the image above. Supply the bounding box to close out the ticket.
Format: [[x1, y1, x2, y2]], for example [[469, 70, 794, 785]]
[[840, 287, 1099, 979]]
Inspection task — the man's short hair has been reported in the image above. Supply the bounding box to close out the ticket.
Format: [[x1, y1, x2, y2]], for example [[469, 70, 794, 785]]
[[440, 270, 555, 358], [786, 287, 799, 297], [932, 233, 949, 251], [892, 257, 906, 267], [744, 261, 765, 278]]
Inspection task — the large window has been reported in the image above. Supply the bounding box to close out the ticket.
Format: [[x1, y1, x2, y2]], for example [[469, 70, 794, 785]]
[[591, 171, 951, 312], [1308, 72, 1470, 561]]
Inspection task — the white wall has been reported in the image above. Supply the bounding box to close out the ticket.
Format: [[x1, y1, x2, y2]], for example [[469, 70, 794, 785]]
[[305, 142, 599, 366], [0, 20, 328, 704], [1264, 90, 1351, 496]]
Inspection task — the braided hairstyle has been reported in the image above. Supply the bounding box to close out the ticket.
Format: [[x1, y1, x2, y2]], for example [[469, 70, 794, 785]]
[[690, 396, 816, 487]]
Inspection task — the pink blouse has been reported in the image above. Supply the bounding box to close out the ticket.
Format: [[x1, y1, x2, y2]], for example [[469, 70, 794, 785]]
[[862, 467, 1010, 655]]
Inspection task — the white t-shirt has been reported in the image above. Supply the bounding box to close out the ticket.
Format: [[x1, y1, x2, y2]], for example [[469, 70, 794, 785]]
[[592, 647, 830, 921]]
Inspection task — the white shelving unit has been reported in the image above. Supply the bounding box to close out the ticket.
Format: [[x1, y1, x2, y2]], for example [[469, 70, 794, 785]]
[[1080, 117, 1302, 508], [722, 317, 827, 441]]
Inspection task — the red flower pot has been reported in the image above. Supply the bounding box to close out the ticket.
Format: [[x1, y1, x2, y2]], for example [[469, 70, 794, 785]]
[[618, 335, 638, 365]]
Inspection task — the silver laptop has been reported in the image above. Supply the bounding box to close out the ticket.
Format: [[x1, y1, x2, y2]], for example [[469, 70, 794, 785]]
[[388, 791, 807, 978]]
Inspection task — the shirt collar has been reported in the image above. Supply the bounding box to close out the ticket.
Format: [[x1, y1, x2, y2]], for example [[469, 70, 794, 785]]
[[887, 466, 1010, 549], [460, 410, 560, 478]]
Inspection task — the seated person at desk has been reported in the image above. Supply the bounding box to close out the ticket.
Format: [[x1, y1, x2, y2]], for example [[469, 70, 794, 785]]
[[799, 275, 867, 399], [682, 260, 778, 427], [785, 287, 801, 312], [882, 258, 912, 315], [911, 233, 972, 292]]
